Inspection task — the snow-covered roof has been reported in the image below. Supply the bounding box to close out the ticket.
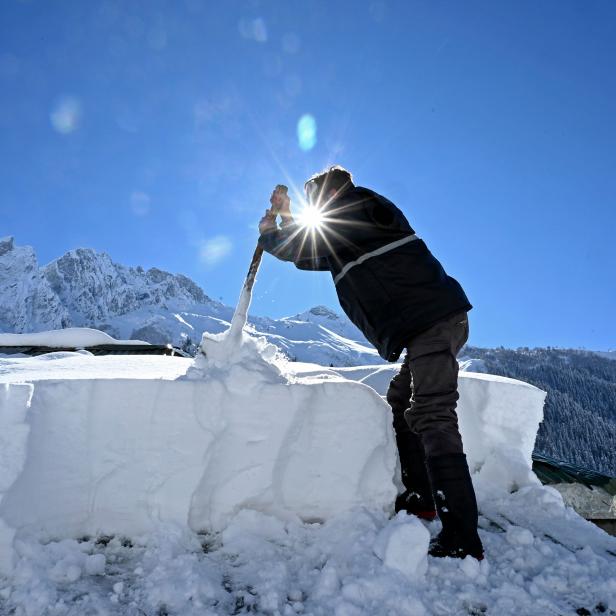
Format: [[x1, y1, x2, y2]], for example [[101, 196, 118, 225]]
[[0, 328, 150, 348]]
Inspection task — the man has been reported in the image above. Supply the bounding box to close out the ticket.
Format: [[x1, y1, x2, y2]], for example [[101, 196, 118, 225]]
[[258, 165, 484, 560]]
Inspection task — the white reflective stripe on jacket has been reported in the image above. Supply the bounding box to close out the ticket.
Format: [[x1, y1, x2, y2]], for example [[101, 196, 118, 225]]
[[333, 234, 420, 286]]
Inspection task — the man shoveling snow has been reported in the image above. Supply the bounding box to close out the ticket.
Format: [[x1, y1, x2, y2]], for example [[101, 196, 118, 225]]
[[258, 165, 484, 560]]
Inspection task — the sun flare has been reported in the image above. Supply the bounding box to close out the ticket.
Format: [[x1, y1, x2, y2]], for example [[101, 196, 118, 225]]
[[297, 205, 325, 230]]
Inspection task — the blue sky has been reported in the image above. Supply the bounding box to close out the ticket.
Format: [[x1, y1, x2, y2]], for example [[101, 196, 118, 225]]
[[1, 1, 615, 350]]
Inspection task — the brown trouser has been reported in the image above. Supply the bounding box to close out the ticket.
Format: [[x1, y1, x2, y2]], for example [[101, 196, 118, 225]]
[[386, 312, 469, 492]]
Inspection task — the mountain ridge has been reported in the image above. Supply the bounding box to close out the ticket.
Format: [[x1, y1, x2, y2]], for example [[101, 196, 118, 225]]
[[0, 237, 379, 366]]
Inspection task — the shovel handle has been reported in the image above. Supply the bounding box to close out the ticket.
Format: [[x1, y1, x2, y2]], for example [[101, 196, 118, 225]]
[[244, 245, 264, 293]]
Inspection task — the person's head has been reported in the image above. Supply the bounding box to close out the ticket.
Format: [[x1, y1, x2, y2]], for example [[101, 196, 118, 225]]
[[304, 165, 354, 206]]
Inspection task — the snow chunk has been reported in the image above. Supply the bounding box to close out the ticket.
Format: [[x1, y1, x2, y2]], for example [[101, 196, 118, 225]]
[[459, 554, 483, 579], [186, 328, 284, 387], [373, 513, 429, 580], [221, 509, 289, 552], [506, 526, 534, 546], [186, 280, 286, 386], [45, 541, 106, 583]]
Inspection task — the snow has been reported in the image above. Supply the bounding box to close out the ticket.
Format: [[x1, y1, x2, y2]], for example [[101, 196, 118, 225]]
[[0, 237, 68, 333], [0, 352, 191, 383], [458, 357, 488, 373], [0, 340, 397, 611], [373, 513, 430, 580], [0, 328, 149, 348], [228, 284, 253, 342], [505, 525, 534, 546], [0, 342, 615, 614], [286, 363, 547, 495], [3, 505, 615, 615], [0, 340, 397, 576]]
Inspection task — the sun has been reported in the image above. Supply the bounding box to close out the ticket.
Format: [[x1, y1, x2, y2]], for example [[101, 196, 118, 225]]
[[297, 205, 325, 230]]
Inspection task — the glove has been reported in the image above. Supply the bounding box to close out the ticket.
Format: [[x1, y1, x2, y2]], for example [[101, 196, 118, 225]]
[[259, 209, 277, 234]]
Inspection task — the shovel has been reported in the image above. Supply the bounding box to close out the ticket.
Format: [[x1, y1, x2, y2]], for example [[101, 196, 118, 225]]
[[227, 184, 288, 340]]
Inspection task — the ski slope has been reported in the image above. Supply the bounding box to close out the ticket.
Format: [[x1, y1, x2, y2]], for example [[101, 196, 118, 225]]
[[0, 338, 615, 615]]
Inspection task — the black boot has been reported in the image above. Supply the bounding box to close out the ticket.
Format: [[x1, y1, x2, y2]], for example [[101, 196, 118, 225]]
[[426, 454, 484, 560], [387, 362, 437, 520], [395, 489, 437, 521], [395, 431, 436, 520]]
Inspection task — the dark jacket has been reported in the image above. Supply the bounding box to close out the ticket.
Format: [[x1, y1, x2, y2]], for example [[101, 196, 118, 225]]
[[258, 186, 471, 362]]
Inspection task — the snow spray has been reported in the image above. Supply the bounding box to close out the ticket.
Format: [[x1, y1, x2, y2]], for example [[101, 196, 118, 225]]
[[185, 185, 289, 379]]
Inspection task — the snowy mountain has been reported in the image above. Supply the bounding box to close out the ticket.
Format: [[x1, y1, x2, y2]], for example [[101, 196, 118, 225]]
[[0, 237, 378, 366], [0, 237, 69, 333], [43, 247, 219, 328], [284, 305, 363, 341]]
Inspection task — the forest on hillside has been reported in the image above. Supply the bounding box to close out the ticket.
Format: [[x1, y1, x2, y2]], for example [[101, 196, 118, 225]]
[[463, 347, 616, 477]]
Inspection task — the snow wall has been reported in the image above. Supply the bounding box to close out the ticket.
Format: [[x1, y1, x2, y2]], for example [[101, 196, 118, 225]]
[[0, 334, 546, 576]]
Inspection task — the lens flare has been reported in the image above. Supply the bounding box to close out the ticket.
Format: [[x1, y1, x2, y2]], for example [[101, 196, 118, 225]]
[[297, 205, 324, 230], [50, 97, 81, 134], [297, 114, 316, 151]]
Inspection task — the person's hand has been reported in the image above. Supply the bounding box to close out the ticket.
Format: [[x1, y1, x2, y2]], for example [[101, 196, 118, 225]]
[[259, 209, 277, 235], [270, 185, 291, 220]]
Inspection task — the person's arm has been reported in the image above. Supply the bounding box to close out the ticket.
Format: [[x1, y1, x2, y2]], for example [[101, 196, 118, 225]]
[[258, 221, 332, 270], [258, 187, 338, 270]]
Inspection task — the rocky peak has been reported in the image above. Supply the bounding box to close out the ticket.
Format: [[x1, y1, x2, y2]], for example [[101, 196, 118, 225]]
[[0, 239, 69, 332], [308, 305, 340, 320], [0, 236, 15, 257], [42, 247, 213, 324]]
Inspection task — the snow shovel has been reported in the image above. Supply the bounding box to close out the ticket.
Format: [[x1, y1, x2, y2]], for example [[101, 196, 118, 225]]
[[227, 184, 288, 339]]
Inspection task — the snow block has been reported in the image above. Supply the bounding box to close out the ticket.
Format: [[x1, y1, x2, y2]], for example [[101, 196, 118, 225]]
[[288, 364, 547, 495], [457, 372, 546, 496], [0, 383, 32, 575], [0, 333, 547, 577], [0, 359, 397, 574]]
